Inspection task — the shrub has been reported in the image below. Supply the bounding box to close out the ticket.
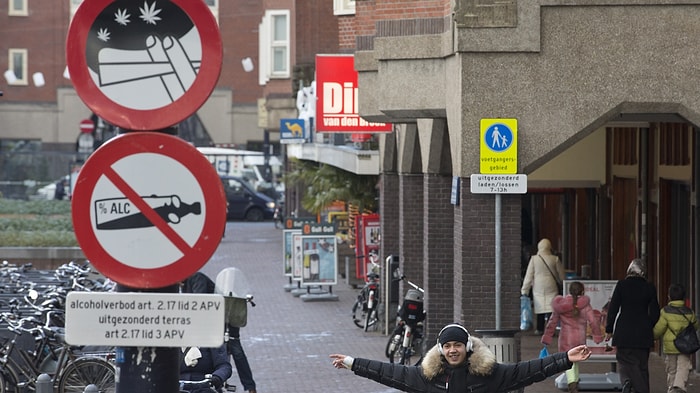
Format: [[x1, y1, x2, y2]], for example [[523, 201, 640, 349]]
[[0, 199, 77, 247]]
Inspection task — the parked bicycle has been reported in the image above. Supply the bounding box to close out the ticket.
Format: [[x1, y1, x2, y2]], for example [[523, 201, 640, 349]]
[[385, 268, 425, 365], [0, 312, 115, 393], [0, 261, 116, 392], [351, 251, 381, 332]]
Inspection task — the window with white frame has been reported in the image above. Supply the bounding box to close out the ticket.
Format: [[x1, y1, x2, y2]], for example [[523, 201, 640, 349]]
[[258, 9, 290, 84], [333, 0, 355, 16], [9, 0, 28, 16], [8, 49, 28, 85]]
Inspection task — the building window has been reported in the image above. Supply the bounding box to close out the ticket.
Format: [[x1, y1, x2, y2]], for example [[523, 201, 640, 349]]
[[659, 123, 690, 166], [333, 0, 355, 16], [610, 127, 637, 166], [259, 10, 290, 84], [8, 49, 28, 86], [9, 0, 28, 16]]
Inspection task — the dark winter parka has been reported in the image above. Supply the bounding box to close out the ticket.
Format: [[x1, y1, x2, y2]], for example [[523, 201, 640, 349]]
[[350, 336, 574, 393], [179, 345, 232, 389], [605, 276, 660, 348]]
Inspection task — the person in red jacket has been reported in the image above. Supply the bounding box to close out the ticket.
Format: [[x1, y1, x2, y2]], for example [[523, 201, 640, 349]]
[[330, 323, 592, 393], [542, 281, 603, 392]]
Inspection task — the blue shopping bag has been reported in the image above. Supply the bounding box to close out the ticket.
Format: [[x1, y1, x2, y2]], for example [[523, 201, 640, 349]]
[[520, 295, 534, 331], [539, 345, 549, 359]]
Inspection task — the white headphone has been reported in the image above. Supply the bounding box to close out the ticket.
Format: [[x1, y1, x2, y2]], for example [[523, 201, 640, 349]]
[[437, 323, 473, 355]]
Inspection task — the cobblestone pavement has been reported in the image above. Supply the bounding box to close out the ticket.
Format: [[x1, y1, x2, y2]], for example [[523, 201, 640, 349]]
[[201, 222, 699, 393]]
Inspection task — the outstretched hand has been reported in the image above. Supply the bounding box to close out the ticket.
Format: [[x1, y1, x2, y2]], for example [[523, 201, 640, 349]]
[[330, 354, 349, 369], [566, 345, 591, 363]]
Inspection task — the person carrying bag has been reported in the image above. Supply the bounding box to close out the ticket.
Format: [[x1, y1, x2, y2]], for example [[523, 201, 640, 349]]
[[653, 283, 699, 393], [521, 238, 566, 333], [673, 312, 700, 355]]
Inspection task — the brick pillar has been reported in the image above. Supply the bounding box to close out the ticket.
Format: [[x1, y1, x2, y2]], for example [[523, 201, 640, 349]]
[[380, 172, 400, 320], [423, 173, 455, 338], [399, 173, 424, 300], [380, 173, 400, 263], [458, 186, 522, 332]]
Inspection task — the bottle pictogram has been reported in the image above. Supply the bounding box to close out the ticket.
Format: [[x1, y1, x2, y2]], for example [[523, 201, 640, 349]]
[[94, 194, 201, 230]]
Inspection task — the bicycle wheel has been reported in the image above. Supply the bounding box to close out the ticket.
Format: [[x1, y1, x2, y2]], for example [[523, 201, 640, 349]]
[[57, 357, 115, 393], [0, 365, 21, 393], [398, 345, 412, 365], [363, 305, 378, 332], [351, 297, 366, 328], [385, 327, 402, 362]]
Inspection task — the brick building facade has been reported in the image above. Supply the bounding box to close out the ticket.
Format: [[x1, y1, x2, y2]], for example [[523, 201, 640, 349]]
[[356, 0, 700, 346]]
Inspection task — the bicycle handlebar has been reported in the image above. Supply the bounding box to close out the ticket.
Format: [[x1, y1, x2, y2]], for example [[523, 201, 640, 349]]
[[394, 275, 424, 293], [179, 374, 235, 393], [1, 313, 44, 336], [246, 294, 256, 307]]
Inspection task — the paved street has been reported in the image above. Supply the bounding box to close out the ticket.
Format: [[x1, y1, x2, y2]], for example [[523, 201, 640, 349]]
[[200, 222, 699, 393]]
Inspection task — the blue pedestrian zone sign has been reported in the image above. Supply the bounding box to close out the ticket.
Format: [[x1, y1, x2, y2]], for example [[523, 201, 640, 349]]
[[480, 118, 517, 174], [484, 124, 513, 152], [280, 118, 307, 143]]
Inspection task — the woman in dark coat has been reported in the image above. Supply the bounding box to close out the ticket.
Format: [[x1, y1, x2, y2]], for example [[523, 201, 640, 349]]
[[604, 258, 660, 393], [330, 323, 592, 393]]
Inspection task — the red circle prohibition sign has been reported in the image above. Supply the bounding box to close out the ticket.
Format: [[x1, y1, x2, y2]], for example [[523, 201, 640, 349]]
[[72, 132, 226, 288], [66, 0, 222, 130]]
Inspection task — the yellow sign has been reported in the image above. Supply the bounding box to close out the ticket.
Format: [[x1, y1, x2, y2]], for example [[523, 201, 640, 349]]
[[480, 118, 517, 174]]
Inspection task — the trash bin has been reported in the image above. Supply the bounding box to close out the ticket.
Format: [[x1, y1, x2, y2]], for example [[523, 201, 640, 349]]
[[475, 329, 522, 393], [475, 329, 521, 363]]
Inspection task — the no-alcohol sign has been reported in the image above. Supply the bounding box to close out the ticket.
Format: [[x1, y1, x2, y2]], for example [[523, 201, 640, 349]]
[[66, 0, 222, 130], [71, 132, 227, 288]]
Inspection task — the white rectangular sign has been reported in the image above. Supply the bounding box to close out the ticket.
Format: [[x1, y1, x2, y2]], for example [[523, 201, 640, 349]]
[[470, 174, 527, 194], [65, 292, 224, 347]]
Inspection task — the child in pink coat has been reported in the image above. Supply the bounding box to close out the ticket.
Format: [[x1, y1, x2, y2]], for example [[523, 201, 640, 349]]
[[542, 281, 603, 392]]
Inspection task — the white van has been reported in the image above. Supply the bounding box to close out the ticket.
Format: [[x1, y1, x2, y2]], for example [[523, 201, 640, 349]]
[[196, 147, 284, 197]]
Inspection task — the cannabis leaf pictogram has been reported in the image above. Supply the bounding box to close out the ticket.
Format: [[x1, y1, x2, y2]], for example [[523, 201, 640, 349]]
[[114, 8, 131, 26], [97, 28, 110, 42], [139, 1, 162, 25]]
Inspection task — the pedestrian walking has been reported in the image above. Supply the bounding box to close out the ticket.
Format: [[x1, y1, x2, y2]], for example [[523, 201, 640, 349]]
[[182, 272, 259, 393], [653, 283, 699, 393], [541, 281, 603, 392], [521, 238, 565, 333], [604, 258, 660, 393]]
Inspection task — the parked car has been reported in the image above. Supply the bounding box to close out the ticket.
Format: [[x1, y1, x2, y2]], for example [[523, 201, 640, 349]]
[[220, 176, 276, 221]]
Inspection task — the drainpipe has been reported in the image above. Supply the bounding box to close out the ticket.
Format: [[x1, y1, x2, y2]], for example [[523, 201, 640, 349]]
[[694, 127, 700, 337], [640, 127, 649, 260]]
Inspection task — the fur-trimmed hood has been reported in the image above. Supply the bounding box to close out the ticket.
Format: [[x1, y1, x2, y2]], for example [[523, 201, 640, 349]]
[[420, 336, 496, 380]]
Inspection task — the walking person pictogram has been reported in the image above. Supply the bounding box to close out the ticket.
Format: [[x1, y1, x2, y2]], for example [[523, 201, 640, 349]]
[[485, 124, 513, 153]]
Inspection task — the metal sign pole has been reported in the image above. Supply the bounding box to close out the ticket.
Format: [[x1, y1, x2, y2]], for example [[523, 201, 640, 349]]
[[115, 283, 181, 393], [495, 194, 502, 330]]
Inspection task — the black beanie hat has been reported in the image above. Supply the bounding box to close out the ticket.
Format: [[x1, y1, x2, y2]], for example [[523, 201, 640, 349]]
[[438, 324, 470, 346]]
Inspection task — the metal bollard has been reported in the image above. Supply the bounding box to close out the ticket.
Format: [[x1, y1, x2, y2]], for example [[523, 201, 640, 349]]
[[36, 374, 52, 393], [83, 384, 99, 393]]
